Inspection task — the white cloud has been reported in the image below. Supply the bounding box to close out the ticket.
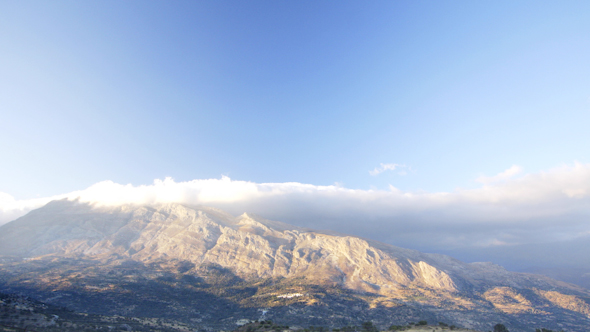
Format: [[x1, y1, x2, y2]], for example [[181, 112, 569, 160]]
[[475, 165, 523, 184], [369, 163, 410, 176], [0, 192, 64, 225], [1, 162, 590, 257]]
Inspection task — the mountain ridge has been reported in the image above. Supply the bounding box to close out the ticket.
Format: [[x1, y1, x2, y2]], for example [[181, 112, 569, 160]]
[[1, 200, 589, 332]]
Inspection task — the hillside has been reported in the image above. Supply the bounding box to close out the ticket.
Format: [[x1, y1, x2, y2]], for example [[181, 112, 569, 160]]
[[0, 200, 588, 332]]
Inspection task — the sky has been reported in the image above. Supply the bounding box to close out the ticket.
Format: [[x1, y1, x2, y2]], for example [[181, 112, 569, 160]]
[[2, 1, 590, 270]]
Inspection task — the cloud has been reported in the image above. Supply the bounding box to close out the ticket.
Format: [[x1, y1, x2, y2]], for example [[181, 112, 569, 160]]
[[369, 163, 410, 176], [1, 163, 590, 259], [0, 192, 63, 226], [475, 165, 523, 184]]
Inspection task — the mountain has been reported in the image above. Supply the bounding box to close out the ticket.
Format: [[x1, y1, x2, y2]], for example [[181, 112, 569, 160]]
[[446, 238, 590, 291], [1, 200, 589, 332]]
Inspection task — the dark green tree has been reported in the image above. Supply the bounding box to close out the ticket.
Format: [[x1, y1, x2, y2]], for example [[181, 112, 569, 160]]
[[362, 321, 378, 332], [493, 323, 509, 332]]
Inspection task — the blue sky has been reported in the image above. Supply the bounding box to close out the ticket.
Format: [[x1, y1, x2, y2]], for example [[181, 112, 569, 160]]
[[2, 1, 589, 199]]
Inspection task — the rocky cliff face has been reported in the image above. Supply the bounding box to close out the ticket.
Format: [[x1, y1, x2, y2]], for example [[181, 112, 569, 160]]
[[0, 200, 510, 293], [1, 200, 590, 332]]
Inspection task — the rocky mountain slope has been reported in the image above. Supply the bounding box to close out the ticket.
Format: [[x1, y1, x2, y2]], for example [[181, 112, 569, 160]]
[[1, 200, 589, 332]]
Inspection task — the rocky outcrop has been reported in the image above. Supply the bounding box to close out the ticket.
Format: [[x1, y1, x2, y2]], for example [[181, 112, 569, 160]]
[[536, 289, 590, 317]]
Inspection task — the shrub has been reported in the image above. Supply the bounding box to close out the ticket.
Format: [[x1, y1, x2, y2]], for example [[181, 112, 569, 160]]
[[493, 324, 509, 332], [362, 321, 378, 332]]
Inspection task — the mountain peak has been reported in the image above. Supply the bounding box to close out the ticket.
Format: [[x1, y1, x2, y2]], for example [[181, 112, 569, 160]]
[[1, 201, 590, 331]]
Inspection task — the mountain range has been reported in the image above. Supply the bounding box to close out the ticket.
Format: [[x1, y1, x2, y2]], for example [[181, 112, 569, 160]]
[[1, 200, 589, 332]]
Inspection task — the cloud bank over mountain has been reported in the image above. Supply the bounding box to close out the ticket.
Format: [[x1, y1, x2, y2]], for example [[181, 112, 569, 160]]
[[1, 163, 590, 256]]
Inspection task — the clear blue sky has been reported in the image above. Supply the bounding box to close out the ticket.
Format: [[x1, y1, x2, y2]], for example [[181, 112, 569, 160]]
[[2, 0, 590, 199]]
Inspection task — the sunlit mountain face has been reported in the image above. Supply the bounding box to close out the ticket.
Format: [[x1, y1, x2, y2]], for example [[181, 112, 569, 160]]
[[1, 200, 589, 332]]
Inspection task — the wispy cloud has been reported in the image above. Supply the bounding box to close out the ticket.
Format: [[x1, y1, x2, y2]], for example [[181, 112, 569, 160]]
[[369, 163, 411, 176], [475, 165, 523, 184], [1, 163, 590, 257]]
